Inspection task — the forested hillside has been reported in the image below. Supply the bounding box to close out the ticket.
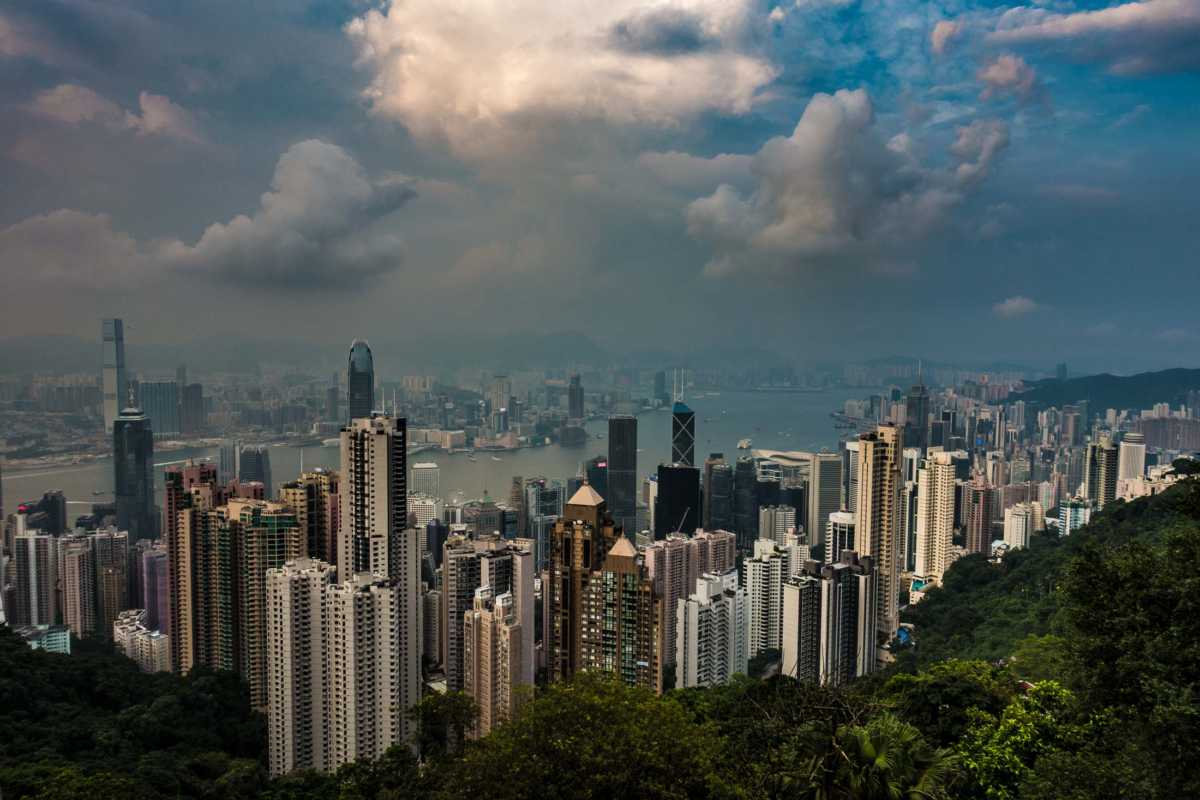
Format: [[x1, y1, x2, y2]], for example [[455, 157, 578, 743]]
[[3, 478, 1199, 799]]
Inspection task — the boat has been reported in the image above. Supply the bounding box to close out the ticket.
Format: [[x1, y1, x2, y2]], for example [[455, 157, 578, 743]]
[[92, 490, 105, 496], [491, 456, 502, 462], [467, 456, 477, 462], [737, 438, 752, 449]]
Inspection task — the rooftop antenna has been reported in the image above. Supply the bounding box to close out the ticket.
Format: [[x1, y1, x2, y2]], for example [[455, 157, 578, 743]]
[[918, 359, 924, 386]]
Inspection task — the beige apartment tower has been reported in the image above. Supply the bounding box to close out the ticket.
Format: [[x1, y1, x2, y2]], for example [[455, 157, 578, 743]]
[[462, 587, 527, 737], [855, 425, 903, 640]]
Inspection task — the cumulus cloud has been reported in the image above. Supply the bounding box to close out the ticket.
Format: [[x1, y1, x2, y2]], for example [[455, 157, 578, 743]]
[[29, 83, 203, 143], [988, 0, 1200, 75], [636, 150, 754, 190], [345, 0, 777, 159], [0, 140, 415, 290], [931, 20, 963, 55], [993, 295, 1039, 317], [682, 90, 1009, 277], [978, 54, 1042, 103]]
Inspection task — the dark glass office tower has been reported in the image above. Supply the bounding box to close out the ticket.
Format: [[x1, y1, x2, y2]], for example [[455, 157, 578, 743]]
[[702, 454, 733, 531], [585, 455, 609, 499], [733, 456, 758, 550], [904, 381, 930, 453], [607, 415, 638, 534], [671, 401, 695, 466], [114, 403, 156, 539], [347, 339, 375, 420], [239, 446, 274, 495], [654, 463, 700, 539], [567, 373, 584, 420]]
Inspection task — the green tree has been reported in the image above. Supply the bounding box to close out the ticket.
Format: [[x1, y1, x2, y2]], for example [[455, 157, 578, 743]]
[[1007, 635, 1070, 684], [884, 660, 1013, 747], [408, 691, 477, 762], [835, 713, 957, 800]]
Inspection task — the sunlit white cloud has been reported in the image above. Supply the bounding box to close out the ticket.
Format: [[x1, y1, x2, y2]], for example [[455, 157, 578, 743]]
[[28, 83, 204, 144], [345, 0, 777, 159], [993, 295, 1039, 317]]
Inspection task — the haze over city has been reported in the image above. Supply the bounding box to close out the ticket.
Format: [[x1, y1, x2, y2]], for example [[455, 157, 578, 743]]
[[2, 3, 1200, 800]]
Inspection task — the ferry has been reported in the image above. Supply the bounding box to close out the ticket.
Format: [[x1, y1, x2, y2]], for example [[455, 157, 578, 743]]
[[491, 456, 503, 462], [737, 438, 752, 449]]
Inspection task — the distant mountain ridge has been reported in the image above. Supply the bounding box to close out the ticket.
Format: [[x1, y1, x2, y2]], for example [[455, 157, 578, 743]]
[[1011, 367, 1200, 410]]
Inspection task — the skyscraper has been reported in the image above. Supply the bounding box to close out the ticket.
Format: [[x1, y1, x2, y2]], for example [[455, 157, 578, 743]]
[[807, 453, 843, 554], [758, 505, 797, 547], [914, 451, 955, 583], [239, 445, 273, 496], [338, 415, 408, 580], [567, 373, 584, 420], [410, 462, 441, 498], [607, 415, 638, 533], [113, 402, 156, 539], [13, 531, 57, 626], [347, 339, 375, 420], [781, 552, 876, 686], [964, 480, 995, 554], [547, 483, 619, 683], [140, 380, 181, 437], [101, 318, 127, 433], [676, 571, 747, 689], [653, 463, 700, 539], [1083, 434, 1118, 509], [904, 381, 930, 454], [579, 535, 660, 691], [855, 425, 903, 641], [671, 402, 695, 467], [733, 456, 759, 550], [266, 558, 337, 776], [1118, 432, 1146, 481], [463, 586, 528, 737], [279, 469, 340, 565], [702, 454, 733, 531], [745, 539, 790, 658]]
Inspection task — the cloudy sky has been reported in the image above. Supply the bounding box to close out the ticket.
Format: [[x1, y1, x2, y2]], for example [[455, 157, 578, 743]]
[[1, 0, 1198, 370]]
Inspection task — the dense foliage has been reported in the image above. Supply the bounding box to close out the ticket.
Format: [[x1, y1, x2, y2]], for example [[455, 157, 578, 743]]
[[3, 476, 1199, 798]]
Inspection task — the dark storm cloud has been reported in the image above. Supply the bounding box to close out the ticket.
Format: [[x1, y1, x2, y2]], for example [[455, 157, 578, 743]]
[[610, 8, 716, 55]]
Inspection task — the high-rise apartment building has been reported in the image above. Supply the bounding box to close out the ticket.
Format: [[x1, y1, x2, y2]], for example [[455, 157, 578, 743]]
[[579, 535, 660, 691], [1118, 432, 1146, 481], [1059, 497, 1092, 536], [855, 425, 903, 640], [338, 416, 408, 580], [1084, 435, 1119, 510], [781, 552, 876, 686], [643, 534, 688, 678], [914, 451, 956, 583], [463, 586, 528, 737], [102, 318, 127, 433], [825, 512, 856, 565], [266, 558, 337, 776], [141, 543, 169, 633], [13, 531, 57, 626], [279, 469, 340, 565], [114, 403, 156, 539], [964, 480, 995, 554], [671, 402, 695, 466], [607, 416, 638, 534], [113, 609, 171, 673], [91, 527, 130, 637], [745, 539, 791, 658], [347, 340, 375, 420], [676, 570, 747, 689], [60, 537, 97, 638], [547, 484, 619, 683]]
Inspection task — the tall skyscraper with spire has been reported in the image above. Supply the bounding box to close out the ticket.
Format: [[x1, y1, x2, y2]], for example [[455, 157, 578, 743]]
[[102, 318, 127, 433], [113, 394, 156, 540], [347, 339, 375, 420]]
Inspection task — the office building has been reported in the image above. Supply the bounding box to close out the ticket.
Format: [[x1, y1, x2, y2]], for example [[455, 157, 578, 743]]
[[758, 505, 797, 548], [702, 454, 733, 531], [219, 440, 242, 485], [733, 456, 759, 549], [463, 586, 528, 737], [653, 463, 700, 539], [114, 403, 156, 540], [338, 416, 408, 580], [671, 402, 695, 466], [279, 469, 340, 565], [347, 339, 375, 420], [1119, 432, 1146, 481], [140, 380, 181, 437], [102, 318, 127, 433], [579, 535, 660, 691], [914, 451, 956, 583], [607, 415, 638, 534], [180, 383, 205, 434], [808, 453, 843, 553], [411, 462, 441, 498], [781, 552, 877, 686], [547, 484, 619, 682], [904, 381, 930, 453], [584, 456, 608, 500], [239, 446, 274, 496], [745, 539, 791, 658], [325, 385, 340, 422], [855, 425, 903, 640], [567, 373, 585, 421], [676, 570, 747, 689]]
